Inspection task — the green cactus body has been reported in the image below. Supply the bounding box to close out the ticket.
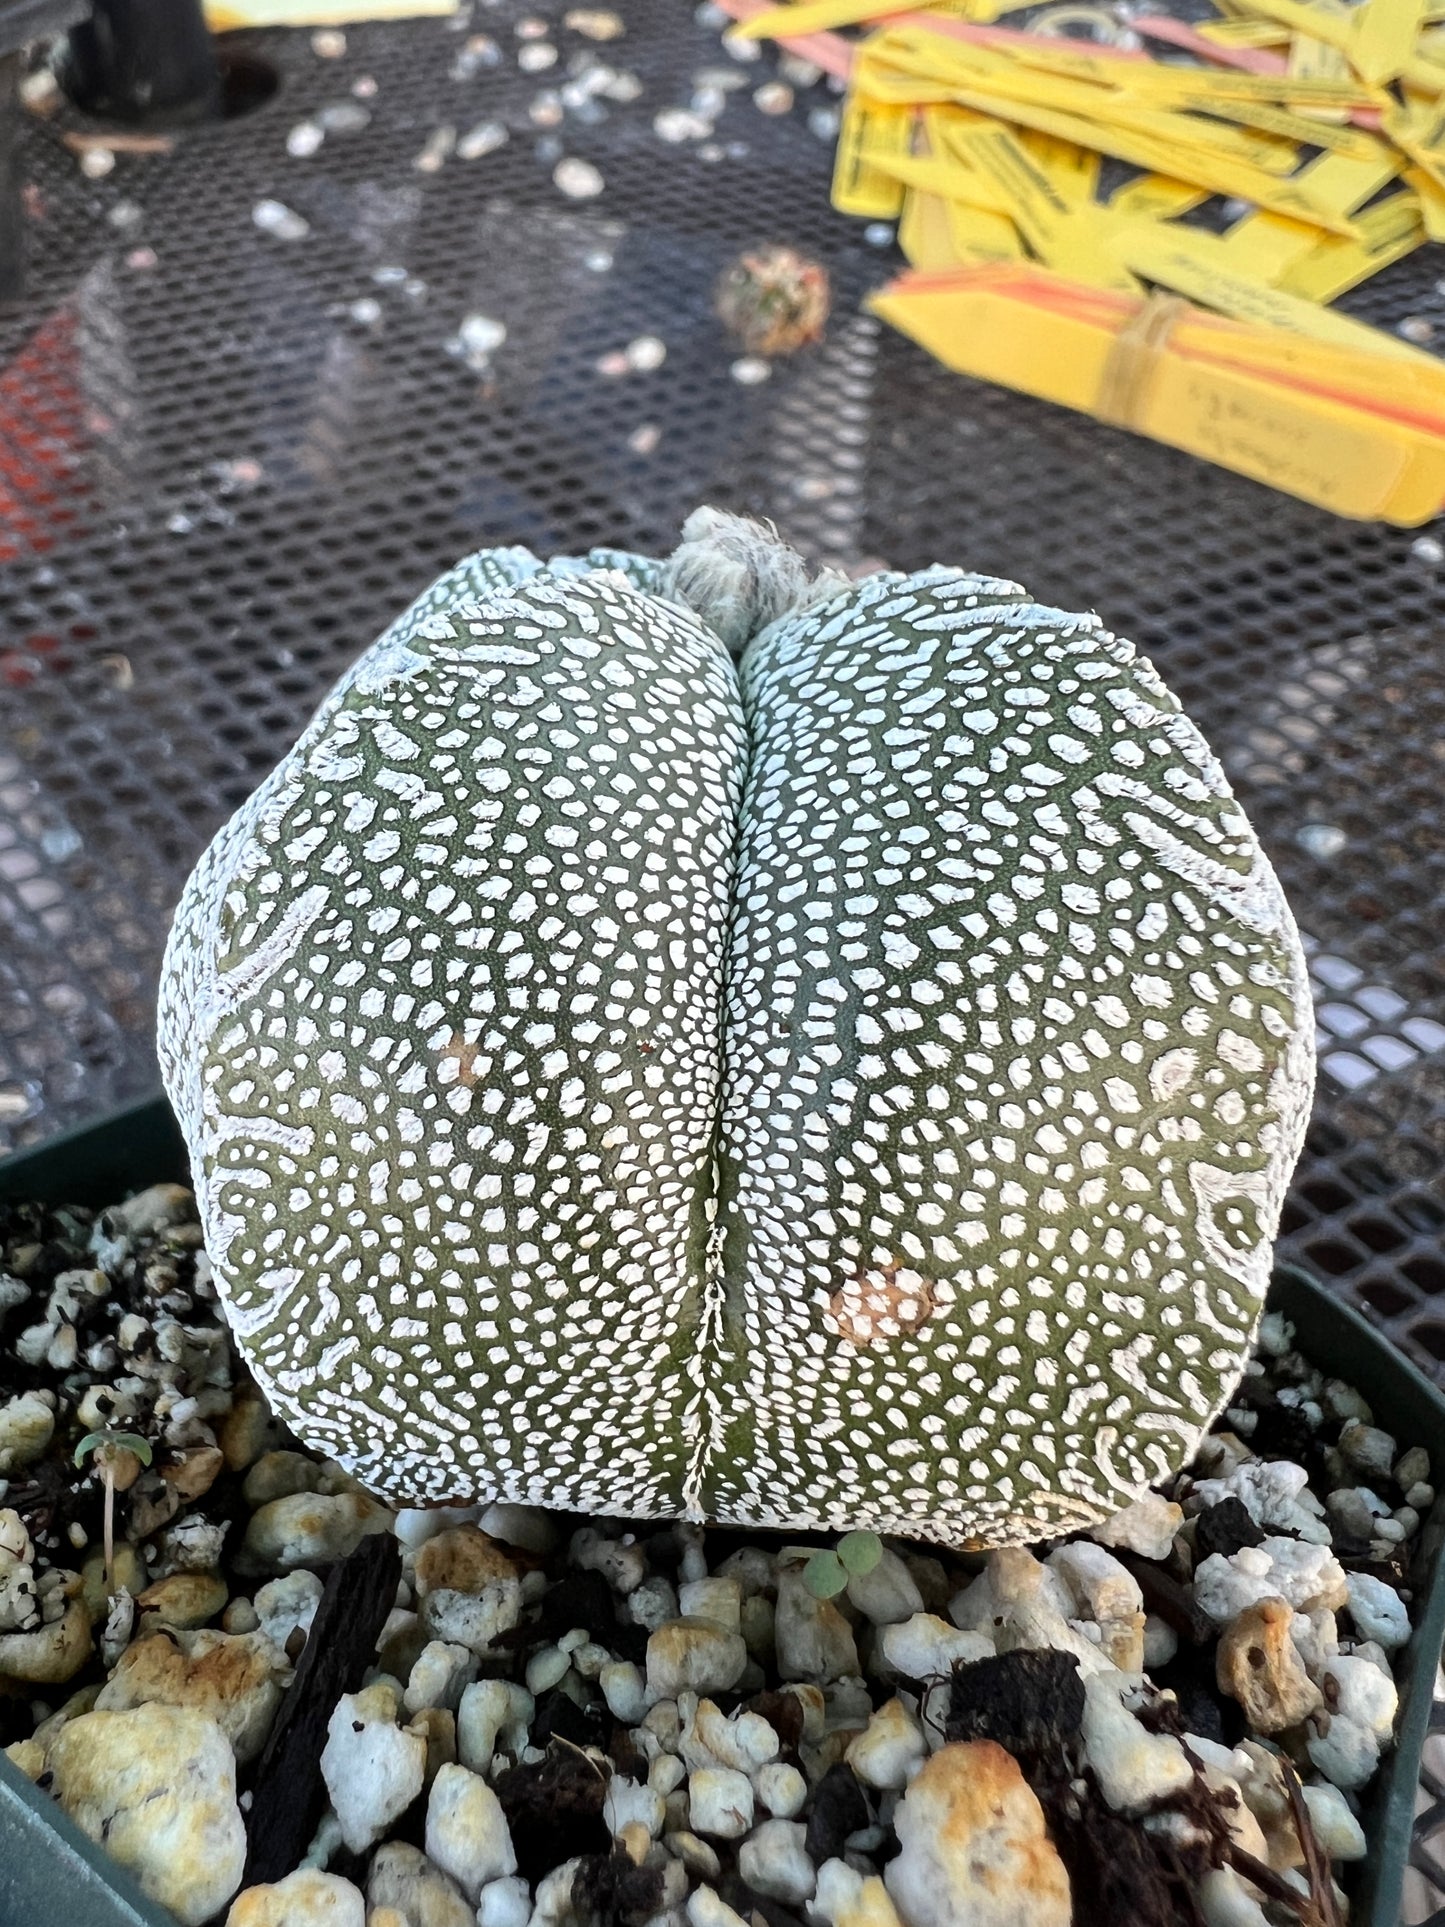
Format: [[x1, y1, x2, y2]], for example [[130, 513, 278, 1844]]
[[158, 521, 1314, 1545]]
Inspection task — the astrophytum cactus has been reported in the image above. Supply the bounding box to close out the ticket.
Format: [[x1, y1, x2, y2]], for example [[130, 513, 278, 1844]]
[[157, 510, 1314, 1546]]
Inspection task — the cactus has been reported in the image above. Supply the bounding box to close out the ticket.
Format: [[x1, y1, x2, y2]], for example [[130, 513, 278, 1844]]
[[158, 511, 1313, 1546]]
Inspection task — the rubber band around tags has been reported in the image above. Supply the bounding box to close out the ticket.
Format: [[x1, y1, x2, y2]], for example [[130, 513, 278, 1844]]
[[1095, 291, 1191, 429]]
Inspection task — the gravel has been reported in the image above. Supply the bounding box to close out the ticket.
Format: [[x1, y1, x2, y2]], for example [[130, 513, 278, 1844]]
[[0, 1183, 1430, 1925]]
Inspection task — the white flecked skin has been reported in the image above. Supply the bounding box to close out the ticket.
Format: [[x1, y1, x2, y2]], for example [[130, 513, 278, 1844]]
[[158, 520, 1315, 1545]]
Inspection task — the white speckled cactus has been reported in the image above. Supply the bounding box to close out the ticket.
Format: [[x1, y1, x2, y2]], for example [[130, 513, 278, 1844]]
[[157, 511, 1314, 1546]]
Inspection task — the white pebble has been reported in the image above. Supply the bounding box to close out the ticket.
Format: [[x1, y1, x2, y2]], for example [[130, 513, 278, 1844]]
[[414, 126, 456, 172], [459, 314, 507, 357], [1199, 1866, 1271, 1927], [1301, 1781, 1367, 1859], [1081, 1674, 1192, 1814], [1325, 1653, 1397, 1741], [753, 1762, 806, 1818], [682, 1701, 778, 1774], [880, 1613, 991, 1681], [738, 1819, 815, 1906], [457, 1678, 510, 1772], [526, 1645, 571, 1695], [625, 334, 668, 373], [730, 357, 771, 385], [812, 1858, 864, 1925], [1307, 1712, 1379, 1790], [1346, 1571, 1410, 1651], [1193, 1540, 1345, 1627], [477, 1876, 532, 1927], [287, 123, 324, 158], [477, 1880, 535, 1927], [845, 1698, 927, 1791], [752, 82, 793, 114], [426, 1763, 517, 1900], [845, 1550, 924, 1627], [320, 1683, 425, 1853], [554, 157, 604, 198], [600, 1660, 648, 1723], [689, 1766, 754, 1839], [252, 200, 309, 241], [1090, 1494, 1182, 1561], [646, 1620, 748, 1699], [1143, 1616, 1178, 1669], [253, 1570, 324, 1653], [655, 109, 713, 141], [687, 1887, 749, 1927], [458, 122, 510, 161], [405, 1639, 476, 1715], [604, 1776, 665, 1839], [530, 1858, 585, 1927], [1256, 1311, 1293, 1356]]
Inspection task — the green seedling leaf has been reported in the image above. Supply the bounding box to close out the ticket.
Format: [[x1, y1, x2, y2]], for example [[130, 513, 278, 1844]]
[[837, 1530, 883, 1577], [74, 1430, 154, 1470], [802, 1549, 849, 1600]]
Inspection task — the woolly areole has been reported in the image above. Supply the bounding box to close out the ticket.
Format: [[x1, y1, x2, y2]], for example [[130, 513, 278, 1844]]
[[158, 513, 1314, 1545]]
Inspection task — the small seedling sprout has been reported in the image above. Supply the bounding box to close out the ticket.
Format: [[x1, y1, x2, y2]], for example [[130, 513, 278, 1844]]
[[74, 1430, 153, 1595], [837, 1530, 883, 1577], [803, 1530, 883, 1600]]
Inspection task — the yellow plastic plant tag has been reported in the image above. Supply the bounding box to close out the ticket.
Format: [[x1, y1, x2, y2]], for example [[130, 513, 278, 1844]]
[[205, 0, 452, 18], [1243, 0, 1445, 89], [899, 190, 964, 266], [1403, 162, 1445, 237], [733, 0, 929, 39], [945, 197, 1026, 263], [1219, 146, 1401, 276], [1287, 30, 1351, 121], [1198, 17, 1294, 43], [1220, 210, 1324, 280], [833, 95, 912, 217], [1113, 222, 1433, 362], [1276, 190, 1426, 296], [1349, 0, 1427, 85], [943, 117, 1142, 287], [1100, 55, 1381, 110], [866, 269, 1445, 521], [1385, 98, 1445, 188], [1287, 146, 1404, 216], [1162, 92, 1389, 158], [1108, 174, 1210, 219], [1019, 129, 1101, 204], [862, 142, 1014, 213], [917, 75, 1356, 229]]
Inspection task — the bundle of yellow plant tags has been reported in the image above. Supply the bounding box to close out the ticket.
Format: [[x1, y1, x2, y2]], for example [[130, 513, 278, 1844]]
[[724, 0, 1445, 522]]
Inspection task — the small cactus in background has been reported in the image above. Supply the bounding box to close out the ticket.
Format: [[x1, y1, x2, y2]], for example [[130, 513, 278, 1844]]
[[715, 245, 831, 356]]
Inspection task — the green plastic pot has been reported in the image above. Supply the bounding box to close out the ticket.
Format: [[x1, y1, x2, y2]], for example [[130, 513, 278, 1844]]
[[2, 1096, 1443, 1927]]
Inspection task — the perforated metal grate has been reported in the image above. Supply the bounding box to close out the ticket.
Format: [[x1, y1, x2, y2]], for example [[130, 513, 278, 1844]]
[[2, 4, 1445, 1910], [0, 2, 1443, 1383]]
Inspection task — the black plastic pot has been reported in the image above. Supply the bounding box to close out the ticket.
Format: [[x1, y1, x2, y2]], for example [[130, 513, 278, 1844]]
[[2, 1096, 1444, 1927], [60, 0, 220, 124]]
